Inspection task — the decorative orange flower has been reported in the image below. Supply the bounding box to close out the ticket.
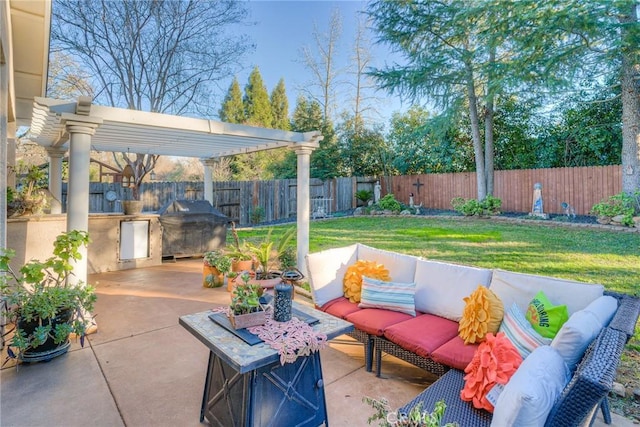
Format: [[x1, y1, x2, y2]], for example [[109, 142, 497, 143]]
[[343, 260, 390, 303], [458, 285, 504, 344], [460, 332, 522, 413]]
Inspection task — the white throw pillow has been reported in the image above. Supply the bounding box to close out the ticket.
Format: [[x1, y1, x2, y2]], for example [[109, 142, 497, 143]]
[[489, 269, 604, 316], [491, 346, 570, 427], [305, 244, 358, 307], [550, 296, 617, 372], [357, 243, 418, 284], [413, 259, 493, 321]]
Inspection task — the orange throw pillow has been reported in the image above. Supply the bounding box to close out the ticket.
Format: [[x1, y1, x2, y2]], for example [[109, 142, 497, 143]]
[[459, 285, 504, 344], [343, 260, 391, 303], [460, 332, 523, 412]]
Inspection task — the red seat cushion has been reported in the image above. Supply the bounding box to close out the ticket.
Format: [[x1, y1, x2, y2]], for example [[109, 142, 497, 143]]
[[319, 297, 361, 319], [383, 314, 460, 358], [345, 308, 414, 336], [431, 336, 479, 371]]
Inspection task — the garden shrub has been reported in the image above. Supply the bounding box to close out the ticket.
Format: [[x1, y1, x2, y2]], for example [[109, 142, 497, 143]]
[[356, 189, 373, 206], [591, 191, 639, 227], [250, 205, 265, 224], [377, 194, 402, 213], [452, 196, 502, 217]]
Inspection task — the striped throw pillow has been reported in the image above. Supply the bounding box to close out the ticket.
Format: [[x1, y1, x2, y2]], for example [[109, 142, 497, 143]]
[[358, 276, 416, 316], [499, 303, 551, 358]]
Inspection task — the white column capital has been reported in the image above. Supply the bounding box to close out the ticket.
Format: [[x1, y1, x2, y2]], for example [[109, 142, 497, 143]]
[[201, 158, 220, 167], [66, 121, 100, 136], [292, 142, 318, 156], [46, 147, 67, 158]]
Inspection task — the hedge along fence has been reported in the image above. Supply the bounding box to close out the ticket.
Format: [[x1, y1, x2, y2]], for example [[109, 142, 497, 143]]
[[62, 165, 622, 225]]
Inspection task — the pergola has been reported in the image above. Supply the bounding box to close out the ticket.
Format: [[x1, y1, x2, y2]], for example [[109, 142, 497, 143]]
[[1, 0, 322, 286]]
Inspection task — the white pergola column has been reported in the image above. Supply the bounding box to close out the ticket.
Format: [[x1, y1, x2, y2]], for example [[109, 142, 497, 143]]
[[47, 147, 66, 214], [293, 143, 317, 276], [0, 57, 7, 250], [201, 158, 216, 206], [66, 121, 100, 285], [7, 122, 15, 189]]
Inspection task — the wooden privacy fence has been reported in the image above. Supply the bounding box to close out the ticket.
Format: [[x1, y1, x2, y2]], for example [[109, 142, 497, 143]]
[[64, 165, 622, 224], [389, 165, 622, 216]]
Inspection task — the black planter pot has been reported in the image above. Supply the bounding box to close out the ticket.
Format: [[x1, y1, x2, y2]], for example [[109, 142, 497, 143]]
[[17, 309, 74, 363]]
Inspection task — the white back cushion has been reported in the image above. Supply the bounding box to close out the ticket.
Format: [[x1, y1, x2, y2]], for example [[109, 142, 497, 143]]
[[414, 259, 493, 321], [306, 244, 358, 307], [551, 296, 618, 371], [491, 346, 570, 427], [489, 270, 604, 315], [357, 243, 418, 284], [551, 310, 602, 372]]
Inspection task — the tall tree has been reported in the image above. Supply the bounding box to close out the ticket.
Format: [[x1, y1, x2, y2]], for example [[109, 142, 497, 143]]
[[338, 116, 391, 177], [616, 1, 639, 194], [300, 7, 344, 124], [219, 77, 246, 123], [270, 78, 290, 130], [386, 106, 474, 175], [368, 1, 509, 200], [47, 51, 94, 99], [535, 85, 622, 168], [52, 0, 252, 115], [348, 16, 380, 129], [243, 66, 273, 128], [52, 0, 252, 197], [278, 96, 341, 179]]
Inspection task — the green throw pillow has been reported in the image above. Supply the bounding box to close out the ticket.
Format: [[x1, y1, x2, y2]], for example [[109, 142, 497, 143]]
[[525, 291, 569, 339]]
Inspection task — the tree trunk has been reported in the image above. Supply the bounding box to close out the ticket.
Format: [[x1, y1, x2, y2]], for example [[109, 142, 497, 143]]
[[465, 61, 487, 200], [620, 4, 640, 194], [484, 46, 496, 197]]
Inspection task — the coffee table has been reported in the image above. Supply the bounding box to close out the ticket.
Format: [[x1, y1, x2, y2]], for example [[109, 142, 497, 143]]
[[179, 301, 353, 426]]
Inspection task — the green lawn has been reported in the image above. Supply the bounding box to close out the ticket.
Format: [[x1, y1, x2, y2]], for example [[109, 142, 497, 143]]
[[236, 216, 640, 296]]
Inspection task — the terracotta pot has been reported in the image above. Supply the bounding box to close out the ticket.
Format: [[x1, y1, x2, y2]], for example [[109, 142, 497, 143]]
[[202, 264, 224, 288], [232, 259, 253, 273]]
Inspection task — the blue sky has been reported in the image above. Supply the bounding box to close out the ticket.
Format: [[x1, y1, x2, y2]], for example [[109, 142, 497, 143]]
[[226, 0, 408, 124]]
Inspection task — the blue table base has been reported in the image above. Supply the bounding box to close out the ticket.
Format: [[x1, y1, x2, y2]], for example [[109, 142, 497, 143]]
[[201, 350, 328, 427]]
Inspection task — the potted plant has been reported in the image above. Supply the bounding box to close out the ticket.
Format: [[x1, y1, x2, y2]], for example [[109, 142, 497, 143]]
[[228, 273, 266, 329], [227, 221, 254, 272], [245, 227, 295, 280], [0, 230, 97, 363], [7, 164, 49, 217], [115, 152, 158, 215], [202, 250, 232, 288]]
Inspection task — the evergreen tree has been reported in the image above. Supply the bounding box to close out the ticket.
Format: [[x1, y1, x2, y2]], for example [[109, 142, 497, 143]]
[[219, 77, 246, 123], [243, 66, 273, 128], [273, 96, 341, 179], [292, 96, 341, 179], [270, 78, 290, 130]]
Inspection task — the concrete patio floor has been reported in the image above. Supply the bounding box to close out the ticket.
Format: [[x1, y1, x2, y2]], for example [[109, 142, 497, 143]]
[[1, 259, 633, 426]]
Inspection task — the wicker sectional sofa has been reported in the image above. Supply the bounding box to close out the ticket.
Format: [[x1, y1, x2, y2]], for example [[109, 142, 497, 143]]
[[306, 243, 640, 426]]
